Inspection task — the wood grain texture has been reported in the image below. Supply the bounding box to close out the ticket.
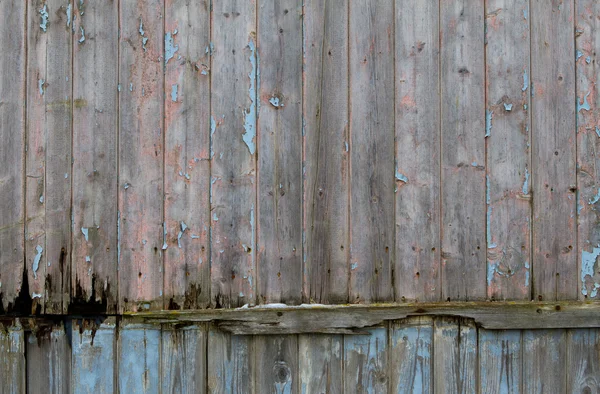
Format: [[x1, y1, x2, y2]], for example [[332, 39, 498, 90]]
[[118, 0, 165, 312], [522, 329, 567, 393], [302, 0, 349, 304], [163, 0, 211, 310], [0, 0, 26, 313], [161, 324, 207, 394], [118, 324, 161, 394], [389, 317, 433, 393], [484, 0, 531, 301], [440, 0, 486, 301], [207, 326, 254, 393], [210, 0, 256, 309], [566, 329, 600, 392], [343, 327, 388, 393], [576, 0, 600, 301], [394, 0, 441, 302], [349, 0, 395, 303], [255, 335, 299, 394], [478, 330, 521, 394], [0, 323, 25, 394], [256, 0, 303, 305], [433, 318, 477, 394], [26, 324, 70, 394], [298, 334, 343, 394], [72, 0, 118, 314], [530, 0, 577, 301]]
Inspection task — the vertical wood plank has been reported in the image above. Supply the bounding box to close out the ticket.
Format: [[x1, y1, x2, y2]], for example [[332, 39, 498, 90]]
[[26, 323, 71, 394], [0, 0, 26, 313], [26, 0, 72, 314], [207, 327, 254, 394], [255, 335, 299, 394], [478, 330, 522, 394], [298, 334, 343, 394], [72, 0, 119, 314], [389, 317, 433, 394], [210, 0, 256, 308], [566, 329, 600, 392], [348, 0, 395, 303], [163, 0, 211, 310], [71, 318, 116, 393], [0, 322, 25, 394], [530, 0, 577, 301], [256, 0, 303, 305], [433, 318, 477, 394], [522, 329, 567, 393], [394, 0, 441, 302], [440, 0, 486, 301], [302, 0, 349, 304], [118, 323, 161, 394], [118, 0, 164, 312], [576, 0, 600, 301], [484, 0, 532, 301], [343, 327, 388, 394], [161, 324, 207, 394]]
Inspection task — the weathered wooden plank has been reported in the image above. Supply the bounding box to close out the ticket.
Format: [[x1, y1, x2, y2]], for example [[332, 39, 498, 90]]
[[302, 0, 349, 304], [440, 0, 486, 301], [576, 0, 600, 301], [26, 0, 72, 314], [163, 0, 211, 310], [394, 0, 441, 303], [484, 0, 531, 301], [207, 327, 254, 393], [26, 323, 70, 394], [0, 0, 26, 314], [343, 327, 388, 393], [566, 328, 600, 392], [71, 318, 116, 393], [210, 0, 256, 308], [530, 0, 577, 301], [118, 0, 164, 312], [348, 0, 395, 303], [256, 0, 303, 305], [478, 330, 522, 394], [118, 324, 161, 394], [298, 334, 343, 394], [522, 329, 567, 393], [389, 317, 433, 393], [0, 322, 25, 394], [72, 0, 119, 315], [433, 318, 477, 394], [255, 335, 299, 394], [161, 324, 207, 394]]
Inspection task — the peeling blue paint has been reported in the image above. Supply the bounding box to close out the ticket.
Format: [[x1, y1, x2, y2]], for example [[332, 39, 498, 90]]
[[211, 116, 216, 136], [81, 227, 89, 242], [586, 56, 592, 64], [213, 213, 218, 222], [39, 195, 44, 204], [171, 84, 178, 102], [522, 70, 528, 92], [33, 245, 43, 279], [522, 168, 529, 195], [129, 83, 133, 92], [269, 96, 283, 107], [177, 221, 187, 248], [578, 91, 591, 112], [117, 84, 121, 92], [503, 103, 512, 111], [581, 245, 600, 297], [162, 222, 168, 250], [487, 206, 497, 249], [139, 19, 148, 52], [242, 40, 257, 155], [596, 126, 600, 138], [486, 175, 491, 205], [117, 210, 121, 263], [576, 50, 583, 60], [66, 4, 72, 27], [589, 187, 600, 205], [471, 162, 478, 167], [523, 8, 528, 20], [524, 261, 530, 286], [395, 171, 408, 183], [79, 27, 85, 44], [85, 256, 91, 263], [165, 31, 179, 65], [38, 79, 44, 96], [40, 5, 49, 32], [485, 110, 493, 137]]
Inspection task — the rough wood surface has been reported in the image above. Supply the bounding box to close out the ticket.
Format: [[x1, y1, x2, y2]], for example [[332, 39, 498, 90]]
[[207, 326, 254, 393], [302, 0, 350, 304], [255, 335, 299, 394], [256, 0, 303, 306], [394, 0, 441, 303], [522, 329, 567, 393], [566, 329, 600, 392], [343, 326, 388, 393], [440, 0, 487, 301], [26, 323, 70, 394], [484, 0, 531, 301], [530, 0, 577, 301], [478, 330, 521, 393], [298, 334, 343, 394], [0, 323, 25, 394], [163, 0, 211, 310], [210, 0, 256, 309], [161, 324, 207, 394], [118, 324, 161, 394], [348, 0, 395, 303]]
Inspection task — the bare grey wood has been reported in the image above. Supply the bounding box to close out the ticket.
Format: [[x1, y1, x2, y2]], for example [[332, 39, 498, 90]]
[[256, 0, 303, 306], [440, 0, 487, 301], [72, 0, 118, 314], [0, 322, 25, 394], [0, 0, 26, 313], [530, 0, 577, 301], [302, 0, 350, 304], [484, 0, 532, 301], [255, 335, 299, 394], [478, 330, 522, 393], [348, 0, 395, 303], [161, 324, 207, 394], [207, 326, 254, 393], [394, 0, 441, 303], [210, 0, 257, 309], [343, 326, 388, 393], [522, 329, 567, 393], [566, 329, 600, 392], [298, 334, 343, 394], [26, 323, 70, 394]]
